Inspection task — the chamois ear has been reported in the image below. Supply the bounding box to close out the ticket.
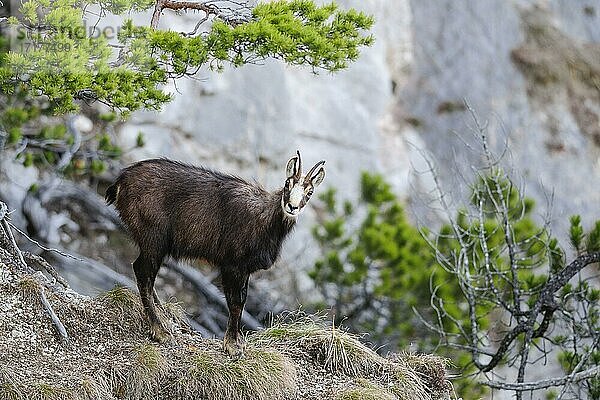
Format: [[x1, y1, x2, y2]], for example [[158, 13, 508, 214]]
[[286, 150, 302, 179], [309, 165, 325, 188], [304, 160, 325, 187]]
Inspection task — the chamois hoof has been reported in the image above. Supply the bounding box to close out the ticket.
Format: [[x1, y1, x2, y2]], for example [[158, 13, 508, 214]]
[[149, 323, 171, 343], [223, 336, 245, 359]]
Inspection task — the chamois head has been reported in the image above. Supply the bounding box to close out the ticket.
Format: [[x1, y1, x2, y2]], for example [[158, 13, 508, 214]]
[[282, 151, 325, 218]]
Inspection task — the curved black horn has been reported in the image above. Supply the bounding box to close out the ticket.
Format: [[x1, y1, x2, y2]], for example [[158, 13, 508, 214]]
[[296, 150, 302, 179], [304, 160, 326, 183]]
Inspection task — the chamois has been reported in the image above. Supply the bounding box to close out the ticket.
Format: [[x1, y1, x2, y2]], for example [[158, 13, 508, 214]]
[[105, 152, 325, 357]]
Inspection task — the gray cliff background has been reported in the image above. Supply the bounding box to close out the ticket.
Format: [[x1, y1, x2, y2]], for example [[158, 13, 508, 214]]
[[0, 0, 599, 396]]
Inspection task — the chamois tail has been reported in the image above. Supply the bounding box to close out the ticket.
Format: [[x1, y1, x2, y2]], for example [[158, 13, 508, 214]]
[[105, 182, 119, 206]]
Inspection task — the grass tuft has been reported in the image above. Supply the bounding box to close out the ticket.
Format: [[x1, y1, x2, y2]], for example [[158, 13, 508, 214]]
[[252, 314, 383, 376], [157, 300, 186, 333], [335, 378, 397, 400], [98, 286, 144, 331], [77, 377, 112, 400], [17, 275, 41, 303], [134, 343, 165, 375], [394, 353, 451, 399], [385, 367, 430, 400], [0, 366, 22, 400], [122, 343, 168, 400], [99, 286, 139, 314], [29, 383, 73, 400], [0, 383, 22, 400], [181, 348, 297, 400]]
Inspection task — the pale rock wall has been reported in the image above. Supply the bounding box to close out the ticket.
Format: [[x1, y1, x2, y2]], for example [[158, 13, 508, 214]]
[[2, 1, 599, 394], [401, 0, 600, 238]]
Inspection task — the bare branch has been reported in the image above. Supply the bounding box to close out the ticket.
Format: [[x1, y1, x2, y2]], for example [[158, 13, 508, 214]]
[[0, 203, 27, 270], [151, 0, 251, 30], [484, 365, 600, 392], [1, 201, 70, 341], [39, 286, 69, 341], [22, 251, 70, 288], [9, 222, 84, 262]]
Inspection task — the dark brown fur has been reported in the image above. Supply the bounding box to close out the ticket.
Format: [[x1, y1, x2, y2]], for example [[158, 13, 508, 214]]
[[106, 158, 296, 355]]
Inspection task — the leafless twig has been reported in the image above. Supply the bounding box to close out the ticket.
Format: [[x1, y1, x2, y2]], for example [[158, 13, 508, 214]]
[[484, 365, 600, 392]]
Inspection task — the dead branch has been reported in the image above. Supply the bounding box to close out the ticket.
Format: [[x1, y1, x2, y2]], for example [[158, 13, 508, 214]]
[[39, 285, 69, 341], [150, 0, 251, 30], [41, 245, 215, 337], [22, 251, 70, 288], [484, 365, 600, 392], [10, 222, 83, 262], [23, 181, 122, 235], [55, 116, 82, 170], [0, 203, 27, 270], [43, 246, 136, 289], [413, 104, 600, 399]]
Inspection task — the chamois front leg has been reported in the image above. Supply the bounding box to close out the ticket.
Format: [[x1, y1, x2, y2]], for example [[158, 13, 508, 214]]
[[222, 269, 249, 358]]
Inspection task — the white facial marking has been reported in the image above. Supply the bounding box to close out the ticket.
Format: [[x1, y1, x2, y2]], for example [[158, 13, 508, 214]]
[[289, 185, 304, 208], [282, 197, 296, 218]]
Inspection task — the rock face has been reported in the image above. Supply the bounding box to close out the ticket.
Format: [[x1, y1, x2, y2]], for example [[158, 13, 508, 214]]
[[401, 0, 600, 238]]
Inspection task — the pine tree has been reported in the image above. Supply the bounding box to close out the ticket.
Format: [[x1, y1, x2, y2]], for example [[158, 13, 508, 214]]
[[0, 0, 373, 174]]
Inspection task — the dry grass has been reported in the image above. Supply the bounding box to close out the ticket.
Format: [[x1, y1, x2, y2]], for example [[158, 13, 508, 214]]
[[179, 348, 297, 400], [76, 377, 113, 400], [98, 286, 143, 323], [0, 382, 74, 400], [123, 343, 167, 400], [16, 275, 41, 304], [251, 314, 451, 400], [393, 353, 452, 399], [334, 378, 397, 400], [251, 314, 384, 377], [0, 369, 22, 400]]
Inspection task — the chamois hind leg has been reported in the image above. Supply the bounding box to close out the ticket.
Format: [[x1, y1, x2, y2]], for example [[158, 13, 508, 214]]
[[133, 252, 170, 343], [236, 276, 249, 332], [152, 288, 164, 309], [222, 269, 250, 358]]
